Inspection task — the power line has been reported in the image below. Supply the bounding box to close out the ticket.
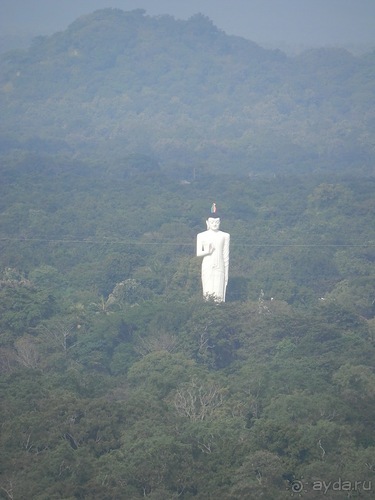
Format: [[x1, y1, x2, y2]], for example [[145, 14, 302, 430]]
[[0, 237, 373, 248]]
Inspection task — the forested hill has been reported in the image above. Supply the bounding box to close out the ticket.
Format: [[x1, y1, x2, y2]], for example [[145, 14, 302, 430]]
[[0, 8, 374, 176], [1, 9, 375, 498]]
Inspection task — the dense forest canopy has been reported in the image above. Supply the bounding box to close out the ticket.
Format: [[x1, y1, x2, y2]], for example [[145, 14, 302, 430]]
[[0, 8, 374, 499], [0, 8, 374, 176]]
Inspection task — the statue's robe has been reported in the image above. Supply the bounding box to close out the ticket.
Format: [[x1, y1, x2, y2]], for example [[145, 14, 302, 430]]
[[196, 230, 230, 302]]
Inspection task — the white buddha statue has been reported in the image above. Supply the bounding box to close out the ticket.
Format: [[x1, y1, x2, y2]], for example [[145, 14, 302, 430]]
[[196, 204, 230, 302]]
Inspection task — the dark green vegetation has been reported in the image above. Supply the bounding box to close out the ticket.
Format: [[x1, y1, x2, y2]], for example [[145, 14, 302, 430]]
[[0, 8, 374, 500]]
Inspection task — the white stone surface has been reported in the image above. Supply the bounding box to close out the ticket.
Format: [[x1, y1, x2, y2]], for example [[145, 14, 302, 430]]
[[196, 217, 230, 302]]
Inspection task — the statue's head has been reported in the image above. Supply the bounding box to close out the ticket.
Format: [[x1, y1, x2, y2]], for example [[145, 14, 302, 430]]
[[206, 217, 220, 231], [206, 203, 221, 231]]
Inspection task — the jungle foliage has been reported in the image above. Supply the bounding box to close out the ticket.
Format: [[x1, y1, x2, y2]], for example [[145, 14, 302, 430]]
[[0, 161, 374, 498], [0, 8, 374, 500]]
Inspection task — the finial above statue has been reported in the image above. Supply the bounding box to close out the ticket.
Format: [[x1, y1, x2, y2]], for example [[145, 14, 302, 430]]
[[196, 203, 230, 302]]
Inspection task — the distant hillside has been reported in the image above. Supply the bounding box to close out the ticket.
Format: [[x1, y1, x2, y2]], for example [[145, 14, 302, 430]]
[[0, 8, 374, 176]]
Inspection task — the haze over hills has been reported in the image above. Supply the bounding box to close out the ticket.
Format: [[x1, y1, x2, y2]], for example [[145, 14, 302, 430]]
[[1, 9, 375, 499], [0, 8, 374, 177], [2, 0, 375, 52]]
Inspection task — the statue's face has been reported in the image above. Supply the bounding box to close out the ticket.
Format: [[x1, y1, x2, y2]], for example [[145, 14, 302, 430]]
[[206, 217, 220, 231]]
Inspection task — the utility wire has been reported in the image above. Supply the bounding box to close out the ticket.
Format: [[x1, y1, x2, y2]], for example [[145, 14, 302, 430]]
[[0, 237, 373, 248]]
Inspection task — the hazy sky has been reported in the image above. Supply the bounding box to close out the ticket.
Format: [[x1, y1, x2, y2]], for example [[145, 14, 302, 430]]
[[1, 0, 375, 48]]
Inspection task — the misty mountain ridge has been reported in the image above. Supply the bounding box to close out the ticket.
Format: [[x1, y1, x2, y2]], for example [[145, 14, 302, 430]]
[[0, 8, 374, 176], [1, 13, 375, 496]]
